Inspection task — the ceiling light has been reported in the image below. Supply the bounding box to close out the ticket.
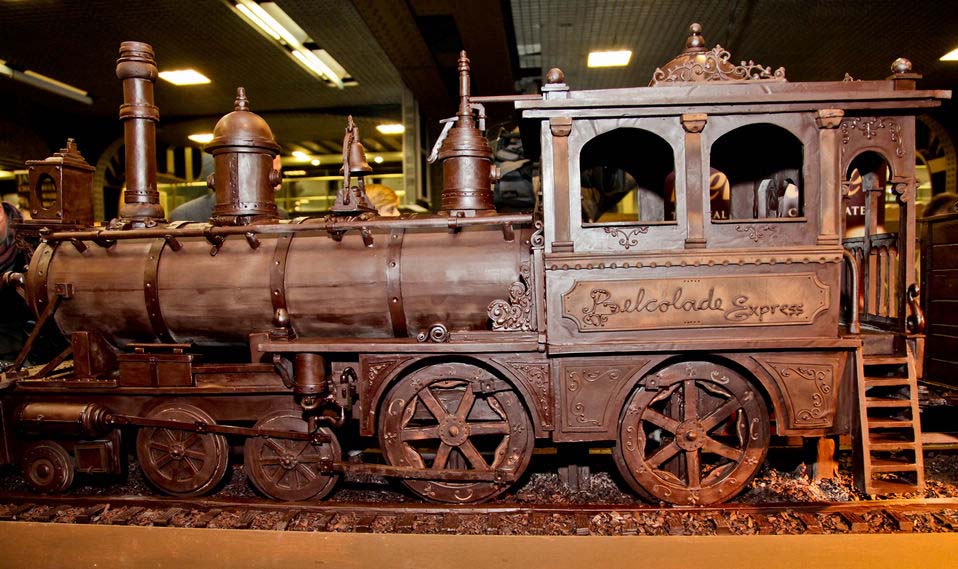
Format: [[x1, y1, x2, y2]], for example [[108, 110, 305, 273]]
[[941, 48, 958, 61], [310, 159, 320, 166], [159, 69, 211, 86], [0, 59, 92, 104], [232, 0, 348, 88], [284, 170, 306, 176], [188, 133, 214, 144], [376, 124, 405, 135], [373, 156, 384, 164], [292, 150, 311, 161], [587, 50, 633, 68]]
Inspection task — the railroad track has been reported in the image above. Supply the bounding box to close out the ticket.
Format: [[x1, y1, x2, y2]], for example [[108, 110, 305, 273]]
[[1, 494, 957, 535]]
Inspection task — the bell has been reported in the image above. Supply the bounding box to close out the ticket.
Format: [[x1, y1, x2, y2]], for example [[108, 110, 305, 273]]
[[340, 115, 373, 176]]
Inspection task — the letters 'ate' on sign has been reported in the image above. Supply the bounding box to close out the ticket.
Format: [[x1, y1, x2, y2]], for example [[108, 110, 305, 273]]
[[561, 274, 830, 331]]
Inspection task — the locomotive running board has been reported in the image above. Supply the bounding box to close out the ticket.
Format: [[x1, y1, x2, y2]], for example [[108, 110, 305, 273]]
[[317, 461, 517, 483]]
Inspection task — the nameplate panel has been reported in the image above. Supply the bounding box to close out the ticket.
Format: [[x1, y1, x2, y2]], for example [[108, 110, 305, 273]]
[[561, 273, 829, 331]]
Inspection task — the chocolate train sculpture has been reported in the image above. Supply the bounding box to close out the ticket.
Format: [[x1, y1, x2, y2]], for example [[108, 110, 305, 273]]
[[0, 25, 948, 505]]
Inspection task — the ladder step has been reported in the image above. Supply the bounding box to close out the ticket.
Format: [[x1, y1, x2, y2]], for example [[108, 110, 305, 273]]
[[869, 462, 919, 474], [868, 441, 917, 451], [867, 419, 914, 429], [865, 397, 912, 408], [867, 479, 921, 495], [864, 377, 911, 387], [863, 356, 909, 365]]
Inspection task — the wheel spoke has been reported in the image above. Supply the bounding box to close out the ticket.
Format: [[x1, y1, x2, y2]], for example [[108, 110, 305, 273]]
[[455, 387, 476, 421], [418, 387, 449, 420], [641, 409, 680, 434], [265, 439, 286, 455], [161, 429, 176, 443], [432, 443, 452, 469], [182, 457, 199, 475], [646, 441, 680, 469], [685, 450, 701, 488], [468, 421, 511, 436], [181, 434, 199, 450], [703, 437, 744, 461], [458, 439, 488, 470], [153, 453, 174, 469], [297, 463, 317, 481], [699, 399, 741, 432], [149, 441, 172, 452], [184, 449, 207, 460], [258, 457, 284, 466], [683, 380, 699, 422], [401, 426, 441, 441]]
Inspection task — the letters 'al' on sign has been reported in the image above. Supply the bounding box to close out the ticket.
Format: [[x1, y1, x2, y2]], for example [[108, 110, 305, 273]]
[[561, 274, 830, 332]]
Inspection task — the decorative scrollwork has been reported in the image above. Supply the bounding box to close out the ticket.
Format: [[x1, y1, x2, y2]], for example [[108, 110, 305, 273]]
[[507, 362, 552, 427], [602, 226, 648, 249], [840, 116, 904, 158], [776, 365, 833, 424], [530, 220, 544, 249], [735, 224, 775, 242], [416, 323, 449, 343], [488, 263, 534, 331], [651, 45, 786, 86]]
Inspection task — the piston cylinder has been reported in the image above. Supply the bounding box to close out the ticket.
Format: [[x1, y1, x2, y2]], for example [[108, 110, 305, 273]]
[[294, 353, 326, 397], [18, 402, 114, 438]]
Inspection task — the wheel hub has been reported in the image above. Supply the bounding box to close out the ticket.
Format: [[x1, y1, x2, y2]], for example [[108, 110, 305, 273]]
[[169, 443, 186, 459], [438, 417, 470, 446], [674, 420, 706, 451], [280, 454, 297, 470]]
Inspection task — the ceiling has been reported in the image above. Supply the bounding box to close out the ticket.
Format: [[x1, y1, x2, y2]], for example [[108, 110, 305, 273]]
[[510, 0, 958, 91], [1, 1, 957, 174]]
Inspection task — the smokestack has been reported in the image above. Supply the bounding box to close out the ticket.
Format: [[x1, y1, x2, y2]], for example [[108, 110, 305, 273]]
[[114, 41, 164, 227]]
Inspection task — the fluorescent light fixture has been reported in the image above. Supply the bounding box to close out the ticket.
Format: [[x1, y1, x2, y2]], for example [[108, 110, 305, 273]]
[[310, 159, 321, 166], [284, 169, 307, 176], [158, 69, 211, 86], [587, 50, 633, 68], [232, 1, 347, 88], [376, 124, 405, 135], [292, 150, 311, 161], [188, 133, 215, 144], [941, 48, 958, 61], [0, 59, 92, 104], [373, 156, 384, 164]]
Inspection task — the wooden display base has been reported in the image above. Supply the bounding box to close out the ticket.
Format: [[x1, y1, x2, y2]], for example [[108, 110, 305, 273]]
[[3, 522, 957, 569]]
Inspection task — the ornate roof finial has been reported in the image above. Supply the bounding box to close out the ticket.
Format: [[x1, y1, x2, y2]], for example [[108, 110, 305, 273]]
[[685, 23, 706, 52], [234, 87, 249, 111], [546, 67, 565, 84], [650, 22, 786, 86], [891, 57, 913, 74]]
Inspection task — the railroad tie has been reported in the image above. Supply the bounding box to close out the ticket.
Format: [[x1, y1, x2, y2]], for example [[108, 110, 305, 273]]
[[795, 512, 823, 534], [708, 512, 732, 535], [274, 510, 302, 531], [394, 514, 416, 533], [884, 509, 913, 532], [192, 508, 222, 528]]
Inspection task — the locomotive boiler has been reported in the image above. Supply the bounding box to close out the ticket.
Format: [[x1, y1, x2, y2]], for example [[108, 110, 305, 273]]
[[0, 26, 949, 506]]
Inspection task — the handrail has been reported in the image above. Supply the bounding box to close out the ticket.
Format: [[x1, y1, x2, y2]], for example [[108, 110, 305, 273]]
[[842, 249, 861, 334], [41, 213, 535, 244]]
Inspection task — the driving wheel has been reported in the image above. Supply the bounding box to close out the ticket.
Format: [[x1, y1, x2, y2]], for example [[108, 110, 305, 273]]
[[245, 410, 341, 501], [615, 361, 770, 505], [136, 402, 229, 497], [378, 362, 534, 503], [21, 441, 74, 493]]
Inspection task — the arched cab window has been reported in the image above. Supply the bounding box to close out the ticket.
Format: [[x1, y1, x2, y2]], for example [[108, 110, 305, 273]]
[[709, 124, 804, 221], [580, 128, 676, 225], [844, 151, 898, 237]]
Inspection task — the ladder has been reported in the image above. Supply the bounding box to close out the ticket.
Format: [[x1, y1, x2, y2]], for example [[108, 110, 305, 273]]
[[855, 344, 925, 495]]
